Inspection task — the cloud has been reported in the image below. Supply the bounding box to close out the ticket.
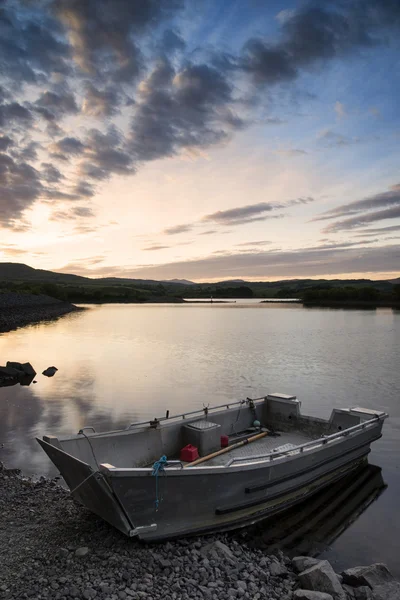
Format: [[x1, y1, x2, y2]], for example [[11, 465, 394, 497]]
[[199, 230, 217, 236], [317, 129, 358, 147], [0, 3, 70, 85], [54, 0, 183, 81], [0, 153, 43, 228], [163, 224, 193, 235], [0, 245, 27, 256], [0, 102, 33, 127], [81, 127, 135, 179], [161, 29, 186, 54], [106, 243, 400, 281], [0, 136, 13, 151], [1, 0, 400, 232], [236, 240, 272, 247], [323, 206, 400, 233], [315, 183, 400, 221], [35, 89, 78, 121], [73, 181, 95, 198], [41, 163, 63, 183], [50, 206, 95, 221], [129, 60, 236, 162], [18, 141, 42, 162], [143, 244, 171, 251], [353, 224, 400, 236], [202, 197, 313, 226], [51, 136, 85, 156], [334, 101, 346, 119], [202, 202, 283, 225], [81, 83, 121, 117], [55, 256, 107, 274], [275, 148, 307, 156]]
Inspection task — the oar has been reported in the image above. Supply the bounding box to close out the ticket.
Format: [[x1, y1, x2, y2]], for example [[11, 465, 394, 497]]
[[184, 431, 268, 468]]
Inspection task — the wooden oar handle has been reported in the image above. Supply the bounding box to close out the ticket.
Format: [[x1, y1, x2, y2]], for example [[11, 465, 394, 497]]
[[184, 431, 268, 467]]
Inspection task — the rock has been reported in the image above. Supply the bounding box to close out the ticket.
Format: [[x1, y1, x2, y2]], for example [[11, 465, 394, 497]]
[[341, 564, 394, 590], [75, 546, 89, 557], [269, 561, 288, 577], [0, 365, 21, 377], [352, 586, 373, 599], [343, 584, 356, 598], [158, 558, 172, 568], [294, 591, 334, 600], [299, 560, 346, 600], [42, 366, 58, 377], [200, 541, 237, 564], [293, 557, 325, 574], [372, 581, 400, 600], [6, 361, 36, 376]]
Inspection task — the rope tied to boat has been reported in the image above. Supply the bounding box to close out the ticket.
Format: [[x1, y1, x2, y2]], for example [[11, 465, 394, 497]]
[[152, 455, 168, 511]]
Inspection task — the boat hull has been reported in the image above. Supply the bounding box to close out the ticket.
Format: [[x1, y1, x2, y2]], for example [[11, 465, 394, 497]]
[[102, 424, 382, 540], [37, 396, 386, 541]]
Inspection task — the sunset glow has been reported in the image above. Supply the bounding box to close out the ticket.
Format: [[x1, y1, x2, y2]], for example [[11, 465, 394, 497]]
[[1, 0, 399, 281]]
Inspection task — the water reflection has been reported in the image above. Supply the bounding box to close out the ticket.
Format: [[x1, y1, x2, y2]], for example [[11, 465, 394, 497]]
[[0, 303, 399, 571], [0, 368, 140, 476], [242, 464, 386, 556]]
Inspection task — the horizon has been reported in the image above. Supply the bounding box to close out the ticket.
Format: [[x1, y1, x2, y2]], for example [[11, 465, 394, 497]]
[[0, 1, 400, 281], [1, 261, 399, 285]]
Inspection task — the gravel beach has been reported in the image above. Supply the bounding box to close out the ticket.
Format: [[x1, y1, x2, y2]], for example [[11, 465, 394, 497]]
[[0, 293, 81, 334], [2, 463, 400, 600], [0, 463, 296, 600]]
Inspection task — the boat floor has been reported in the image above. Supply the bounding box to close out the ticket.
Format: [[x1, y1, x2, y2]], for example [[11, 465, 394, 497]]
[[206, 431, 313, 467]]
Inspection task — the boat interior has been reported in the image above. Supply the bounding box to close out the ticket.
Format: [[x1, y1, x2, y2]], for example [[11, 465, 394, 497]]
[[42, 394, 380, 471]]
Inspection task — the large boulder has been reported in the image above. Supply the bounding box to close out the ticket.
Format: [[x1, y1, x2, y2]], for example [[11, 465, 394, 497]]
[[299, 560, 346, 600], [354, 587, 373, 599], [0, 365, 21, 377], [341, 564, 394, 589], [294, 591, 334, 600], [6, 361, 36, 376], [293, 557, 324, 573], [372, 581, 400, 600]]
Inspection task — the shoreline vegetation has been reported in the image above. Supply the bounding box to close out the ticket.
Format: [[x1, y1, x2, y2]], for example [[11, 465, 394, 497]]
[[0, 287, 399, 335], [0, 262, 399, 333]]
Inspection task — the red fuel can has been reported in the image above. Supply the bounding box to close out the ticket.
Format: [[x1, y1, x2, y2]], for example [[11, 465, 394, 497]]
[[180, 444, 199, 462], [220, 435, 229, 448]]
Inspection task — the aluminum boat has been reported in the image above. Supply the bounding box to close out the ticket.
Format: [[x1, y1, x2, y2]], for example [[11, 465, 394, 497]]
[[37, 393, 387, 540]]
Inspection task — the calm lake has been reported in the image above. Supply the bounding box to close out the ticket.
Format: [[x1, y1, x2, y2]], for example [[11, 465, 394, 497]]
[[1, 302, 399, 574]]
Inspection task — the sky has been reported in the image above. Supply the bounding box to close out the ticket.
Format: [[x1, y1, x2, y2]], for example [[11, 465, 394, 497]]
[[0, 0, 400, 282]]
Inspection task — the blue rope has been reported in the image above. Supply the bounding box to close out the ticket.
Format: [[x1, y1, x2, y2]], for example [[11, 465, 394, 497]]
[[152, 455, 168, 510]]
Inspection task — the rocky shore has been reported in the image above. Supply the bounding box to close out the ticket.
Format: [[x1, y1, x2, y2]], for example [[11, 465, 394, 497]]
[[1, 463, 399, 600], [0, 293, 82, 334]]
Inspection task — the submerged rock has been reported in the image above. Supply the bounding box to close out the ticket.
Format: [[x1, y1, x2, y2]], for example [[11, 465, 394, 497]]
[[42, 366, 58, 377]]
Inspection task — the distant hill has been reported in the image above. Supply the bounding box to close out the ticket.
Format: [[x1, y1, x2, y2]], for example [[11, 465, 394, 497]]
[[0, 263, 398, 295], [0, 262, 88, 283], [162, 279, 195, 285]]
